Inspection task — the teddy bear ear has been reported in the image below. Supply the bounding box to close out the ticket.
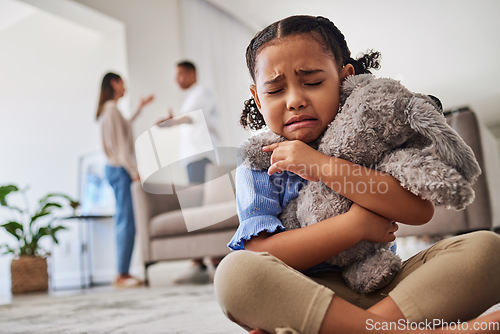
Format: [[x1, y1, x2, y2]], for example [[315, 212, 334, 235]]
[[405, 95, 481, 183], [340, 74, 373, 105]]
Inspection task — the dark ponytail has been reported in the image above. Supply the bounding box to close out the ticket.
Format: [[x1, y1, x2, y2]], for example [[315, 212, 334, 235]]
[[240, 97, 265, 131], [345, 50, 382, 74], [241, 15, 382, 130]]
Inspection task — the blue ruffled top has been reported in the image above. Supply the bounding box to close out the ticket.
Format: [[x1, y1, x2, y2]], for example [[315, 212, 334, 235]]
[[228, 166, 307, 250], [229, 166, 342, 275]]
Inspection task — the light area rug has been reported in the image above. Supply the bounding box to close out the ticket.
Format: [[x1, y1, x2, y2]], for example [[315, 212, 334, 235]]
[[0, 285, 244, 334], [1, 244, 499, 334], [1, 283, 499, 334]]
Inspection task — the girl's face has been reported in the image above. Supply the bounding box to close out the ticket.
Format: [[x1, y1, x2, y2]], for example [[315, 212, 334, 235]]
[[250, 35, 353, 143]]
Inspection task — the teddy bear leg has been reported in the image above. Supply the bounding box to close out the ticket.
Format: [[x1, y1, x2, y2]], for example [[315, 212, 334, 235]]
[[342, 249, 402, 294]]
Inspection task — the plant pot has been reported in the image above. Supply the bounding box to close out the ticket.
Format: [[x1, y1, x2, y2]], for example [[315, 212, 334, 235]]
[[11, 256, 48, 294]]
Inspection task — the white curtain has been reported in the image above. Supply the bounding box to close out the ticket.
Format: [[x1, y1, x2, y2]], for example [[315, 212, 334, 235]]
[[180, 0, 255, 148]]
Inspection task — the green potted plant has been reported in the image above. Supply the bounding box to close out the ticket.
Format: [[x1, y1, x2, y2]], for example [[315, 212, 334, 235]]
[[0, 184, 79, 293]]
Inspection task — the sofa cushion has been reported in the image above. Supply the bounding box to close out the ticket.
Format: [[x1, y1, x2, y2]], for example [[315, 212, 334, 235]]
[[150, 230, 235, 261], [182, 200, 238, 232], [150, 200, 239, 238], [150, 210, 187, 237]]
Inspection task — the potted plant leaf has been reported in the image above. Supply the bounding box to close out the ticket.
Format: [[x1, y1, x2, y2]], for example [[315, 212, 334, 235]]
[[0, 184, 79, 293]]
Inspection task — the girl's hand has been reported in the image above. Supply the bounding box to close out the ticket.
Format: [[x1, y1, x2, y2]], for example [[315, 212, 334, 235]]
[[348, 203, 398, 243], [262, 141, 329, 181]]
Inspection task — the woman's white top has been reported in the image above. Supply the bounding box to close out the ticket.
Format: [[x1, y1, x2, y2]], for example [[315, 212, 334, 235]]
[[99, 100, 139, 179]]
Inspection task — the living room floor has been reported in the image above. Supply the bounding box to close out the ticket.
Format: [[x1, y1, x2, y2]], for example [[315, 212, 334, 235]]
[[1, 236, 499, 334], [0, 258, 200, 305], [0, 259, 246, 333]]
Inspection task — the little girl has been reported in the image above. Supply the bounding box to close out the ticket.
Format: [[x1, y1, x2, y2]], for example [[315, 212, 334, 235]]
[[213, 15, 500, 334]]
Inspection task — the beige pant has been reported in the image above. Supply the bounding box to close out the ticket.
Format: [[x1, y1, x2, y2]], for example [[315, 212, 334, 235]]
[[214, 231, 500, 334]]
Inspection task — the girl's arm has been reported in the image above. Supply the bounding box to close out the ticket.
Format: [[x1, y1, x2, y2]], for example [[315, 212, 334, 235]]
[[318, 155, 434, 225], [245, 203, 398, 271], [263, 141, 434, 225]]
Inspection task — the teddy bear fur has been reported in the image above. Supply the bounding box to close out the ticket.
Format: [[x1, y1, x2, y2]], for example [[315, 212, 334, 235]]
[[239, 73, 481, 294]]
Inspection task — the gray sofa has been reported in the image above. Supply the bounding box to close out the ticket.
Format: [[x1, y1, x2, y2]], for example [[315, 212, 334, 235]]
[[131, 164, 239, 284], [398, 107, 500, 237]]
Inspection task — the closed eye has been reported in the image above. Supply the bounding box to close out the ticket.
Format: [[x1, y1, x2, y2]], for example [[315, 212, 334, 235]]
[[266, 88, 283, 95], [305, 81, 323, 86]]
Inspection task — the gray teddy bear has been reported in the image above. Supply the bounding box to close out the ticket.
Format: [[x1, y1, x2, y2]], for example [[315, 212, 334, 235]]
[[239, 73, 481, 294]]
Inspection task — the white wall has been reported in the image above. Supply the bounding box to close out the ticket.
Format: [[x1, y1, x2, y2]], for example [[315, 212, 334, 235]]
[[0, 0, 127, 203], [0, 0, 187, 294], [0, 0, 128, 293]]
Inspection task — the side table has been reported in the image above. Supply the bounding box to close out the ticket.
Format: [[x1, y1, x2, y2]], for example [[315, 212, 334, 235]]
[[60, 215, 113, 289]]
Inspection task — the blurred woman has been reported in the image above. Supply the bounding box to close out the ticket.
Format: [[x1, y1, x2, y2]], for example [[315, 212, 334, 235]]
[[96, 72, 154, 288]]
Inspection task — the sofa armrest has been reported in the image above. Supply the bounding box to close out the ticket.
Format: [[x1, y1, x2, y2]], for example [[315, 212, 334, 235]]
[[131, 181, 182, 263], [131, 182, 183, 222], [480, 121, 500, 231]]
